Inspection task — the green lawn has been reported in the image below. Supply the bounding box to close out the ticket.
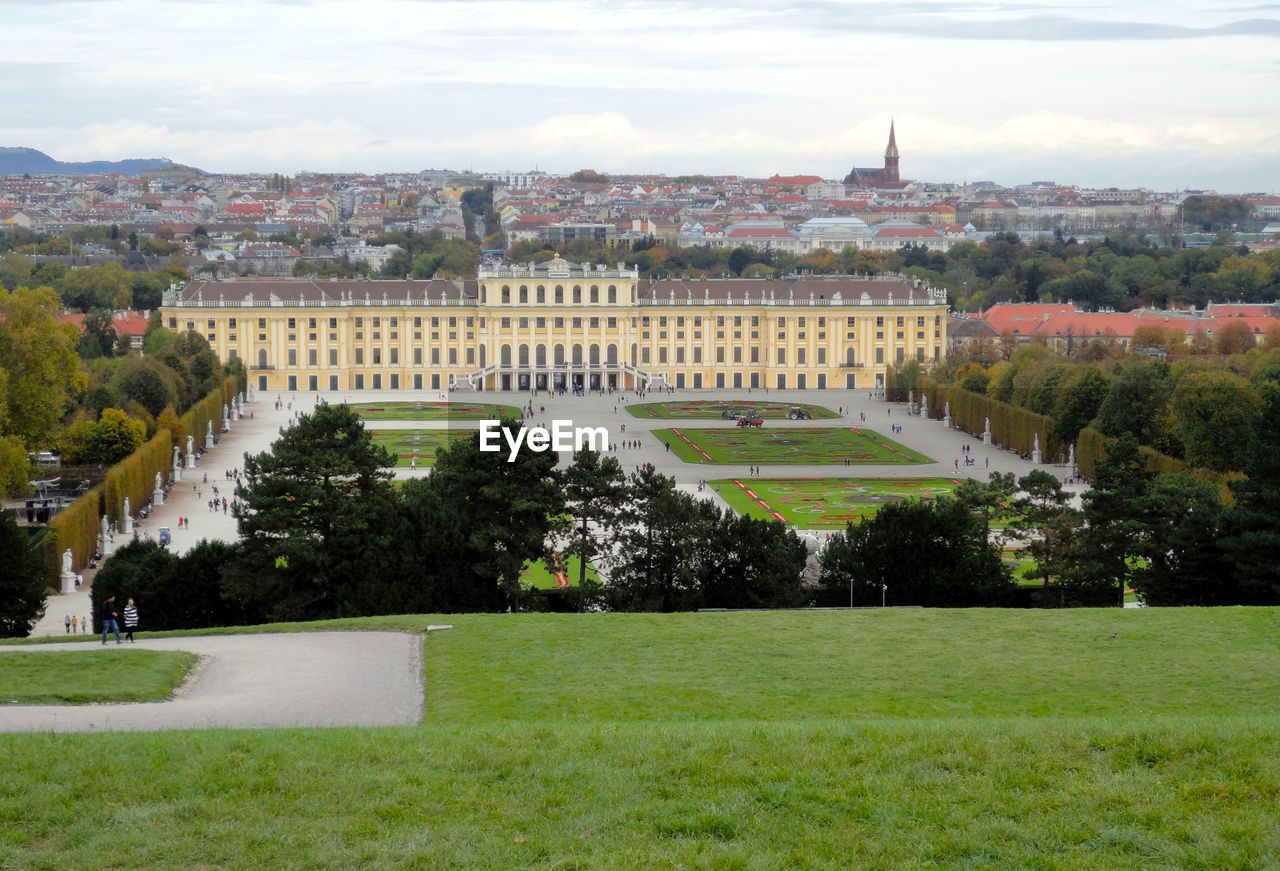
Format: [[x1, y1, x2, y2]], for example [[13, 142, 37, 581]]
[[0, 649, 196, 704], [369, 429, 474, 466], [654, 426, 933, 465], [711, 476, 962, 527], [520, 554, 599, 589], [628, 399, 839, 419], [3, 609, 1280, 869], [351, 401, 521, 421]]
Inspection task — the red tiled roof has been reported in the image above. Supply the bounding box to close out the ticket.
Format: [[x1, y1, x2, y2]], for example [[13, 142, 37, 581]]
[[980, 303, 1076, 334]]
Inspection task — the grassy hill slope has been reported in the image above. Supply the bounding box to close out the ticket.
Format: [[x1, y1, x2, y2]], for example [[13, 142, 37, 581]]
[[3, 608, 1278, 869]]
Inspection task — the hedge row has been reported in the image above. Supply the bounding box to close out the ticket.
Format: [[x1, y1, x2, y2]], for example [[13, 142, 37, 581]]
[[43, 486, 100, 588], [42, 376, 240, 587], [918, 378, 1060, 460], [103, 428, 172, 526], [179, 375, 239, 454]]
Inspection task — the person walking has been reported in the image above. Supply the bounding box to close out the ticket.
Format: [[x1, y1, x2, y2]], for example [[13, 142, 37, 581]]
[[64, 614, 71, 634], [123, 598, 139, 643], [101, 595, 122, 645]]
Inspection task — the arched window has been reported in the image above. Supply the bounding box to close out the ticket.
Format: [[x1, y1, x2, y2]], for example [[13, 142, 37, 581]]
[[536, 344, 547, 366], [630, 343, 638, 366], [501, 285, 510, 303], [536, 286, 545, 303], [590, 286, 599, 303], [846, 347, 856, 366], [258, 348, 268, 368], [572, 286, 582, 304], [519, 285, 528, 303], [518, 344, 529, 366], [607, 285, 617, 304], [480, 287, 487, 303], [555, 286, 564, 304], [500, 344, 512, 367], [480, 345, 487, 367], [589, 344, 600, 365], [606, 344, 618, 365], [554, 344, 565, 365], [572, 343, 583, 365]]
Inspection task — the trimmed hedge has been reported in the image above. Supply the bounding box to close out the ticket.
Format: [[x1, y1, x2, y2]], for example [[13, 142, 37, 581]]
[[919, 378, 1059, 460], [103, 428, 172, 526], [42, 376, 239, 586], [43, 486, 100, 589], [179, 375, 238, 454], [1074, 425, 1236, 498]]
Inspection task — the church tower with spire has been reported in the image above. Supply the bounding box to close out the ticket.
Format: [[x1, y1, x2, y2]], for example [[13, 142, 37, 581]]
[[842, 120, 902, 188], [883, 120, 900, 184]]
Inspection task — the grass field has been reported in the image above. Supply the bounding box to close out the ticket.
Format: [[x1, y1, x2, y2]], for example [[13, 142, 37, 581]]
[[3, 609, 1279, 869], [351, 401, 521, 421], [369, 429, 475, 466], [712, 476, 962, 527], [520, 554, 599, 589], [628, 399, 838, 420], [0, 649, 195, 704], [654, 426, 933, 465]]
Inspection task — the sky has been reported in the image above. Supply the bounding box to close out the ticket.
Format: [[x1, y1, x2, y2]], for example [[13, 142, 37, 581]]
[[2, 0, 1279, 192]]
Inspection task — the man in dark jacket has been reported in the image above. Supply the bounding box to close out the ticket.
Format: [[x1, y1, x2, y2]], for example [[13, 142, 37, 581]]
[[101, 595, 121, 645]]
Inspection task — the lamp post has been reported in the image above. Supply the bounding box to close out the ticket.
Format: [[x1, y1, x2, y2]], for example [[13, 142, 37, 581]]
[[882, 582, 887, 608]]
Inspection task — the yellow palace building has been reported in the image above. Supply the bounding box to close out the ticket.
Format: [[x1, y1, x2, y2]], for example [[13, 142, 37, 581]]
[[160, 258, 947, 394]]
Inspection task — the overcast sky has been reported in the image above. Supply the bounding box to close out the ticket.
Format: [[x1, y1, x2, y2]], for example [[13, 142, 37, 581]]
[[3, 0, 1278, 191]]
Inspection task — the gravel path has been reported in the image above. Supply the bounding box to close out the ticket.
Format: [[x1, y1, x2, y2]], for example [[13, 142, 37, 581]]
[[0, 631, 424, 733]]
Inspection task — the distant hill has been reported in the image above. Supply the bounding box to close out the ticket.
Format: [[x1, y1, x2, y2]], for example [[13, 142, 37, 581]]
[[0, 147, 181, 176]]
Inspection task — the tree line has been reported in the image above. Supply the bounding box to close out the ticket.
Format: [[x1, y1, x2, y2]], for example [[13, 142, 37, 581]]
[[90, 405, 810, 630]]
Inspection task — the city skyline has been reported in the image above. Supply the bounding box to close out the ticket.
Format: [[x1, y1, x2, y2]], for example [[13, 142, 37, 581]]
[[3, 0, 1279, 192]]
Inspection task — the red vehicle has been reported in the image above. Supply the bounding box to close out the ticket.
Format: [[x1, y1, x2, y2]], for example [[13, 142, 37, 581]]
[[737, 416, 764, 428]]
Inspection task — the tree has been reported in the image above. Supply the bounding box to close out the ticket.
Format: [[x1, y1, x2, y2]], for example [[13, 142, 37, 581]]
[[697, 512, 809, 610], [1219, 382, 1280, 605], [0, 514, 47, 636], [114, 357, 178, 418], [223, 403, 399, 621], [1096, 356, 1174, 450], [1050, 366, 1108, 445], [1171, 368, 1258, 472], [426, 419, 565, 609], [607, 465, 707, 612], [819, 496, 1013, 607], [78, 309, 118, 359], [57, 263, 133, 311], [0, 285, 87, 449], [1075, 433, 1154, 606], [388, 479, 479, 612], [93, 540, 258, 631], [1131, 472, 1229, 606], [561, 448, 627, 596], [85, 408, 146, 464]]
